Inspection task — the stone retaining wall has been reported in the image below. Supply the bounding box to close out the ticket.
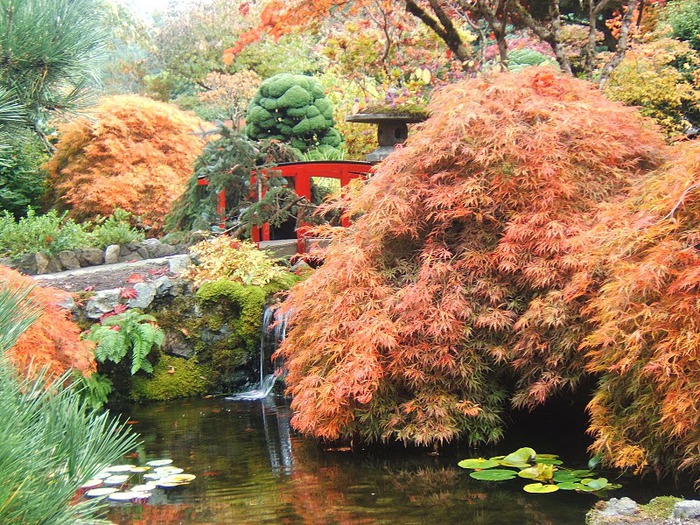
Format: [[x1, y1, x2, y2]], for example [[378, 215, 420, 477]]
[[2, 239, 189, 276]]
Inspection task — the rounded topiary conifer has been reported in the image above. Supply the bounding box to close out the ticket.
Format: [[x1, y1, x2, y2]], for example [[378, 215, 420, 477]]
[[245, 73, 342, 157]]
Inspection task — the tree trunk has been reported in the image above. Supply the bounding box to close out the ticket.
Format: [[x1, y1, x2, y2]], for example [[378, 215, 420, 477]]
[[598, 0, 641, 89], [405, 0, 471, 62]]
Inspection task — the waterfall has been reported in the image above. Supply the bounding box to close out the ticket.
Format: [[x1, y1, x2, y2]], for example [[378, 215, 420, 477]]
[[225, 306, 288, 401]]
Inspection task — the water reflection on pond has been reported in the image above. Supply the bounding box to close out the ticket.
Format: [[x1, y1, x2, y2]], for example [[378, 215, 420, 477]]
[[108, 397, 599, 525]]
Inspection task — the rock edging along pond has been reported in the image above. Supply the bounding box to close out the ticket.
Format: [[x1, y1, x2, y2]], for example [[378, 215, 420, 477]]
[[3, 238, 189, 275], [587, 497, 700, 525]]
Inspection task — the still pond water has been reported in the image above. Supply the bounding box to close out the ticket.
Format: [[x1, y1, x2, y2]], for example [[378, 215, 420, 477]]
[[107, 396, 690, 525]]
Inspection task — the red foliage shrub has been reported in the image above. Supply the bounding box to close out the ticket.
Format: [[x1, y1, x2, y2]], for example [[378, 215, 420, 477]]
[[277, 68, 667, 447], [1, 266, 95, 378], [45, 95, 206, 232]]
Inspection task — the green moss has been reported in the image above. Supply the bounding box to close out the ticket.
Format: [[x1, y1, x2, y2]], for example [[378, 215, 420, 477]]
[[358, 104, 428, 119], [643, 496, 683, 519], [139, 275, 302, 395], [130, 353, 212, 402]]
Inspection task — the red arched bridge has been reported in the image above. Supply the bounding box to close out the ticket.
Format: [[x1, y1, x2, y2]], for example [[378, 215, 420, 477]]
[[198, 160, 372, 254]]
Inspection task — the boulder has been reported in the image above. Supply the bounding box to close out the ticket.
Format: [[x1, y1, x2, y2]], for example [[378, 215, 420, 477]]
[[104, 244, 120, 264], [118, 242, 149, 262], [162, 330, 194, 358], [675, 501, 700, 519], [85, 289, 121, 319], [127, 282, 156, 310], [77, 248, 104, 267], [600, 498, 640, 517], [56, 250, 81, 271]]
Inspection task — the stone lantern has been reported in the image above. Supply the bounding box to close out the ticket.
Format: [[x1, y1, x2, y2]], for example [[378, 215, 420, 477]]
[[346, 112, 427, 163]]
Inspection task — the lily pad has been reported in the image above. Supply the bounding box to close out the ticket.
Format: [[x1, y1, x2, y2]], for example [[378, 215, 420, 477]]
[[518, 464, 554, 482], [502, 447, 536, 466], [107, 464, 135, 473], [588, 454, 602, 470], [535, 457, 563, 465], [103, 475, 130, 485], [470, 469, 518, 481], [523, 483, 559, 494], [131, 484, 157, 492], [556, 481, 579, 490], [108, 491, 151, 502], [156, 481, 189, 488], [585, 478, 609, 491], [161, 474, 196, 483], [534, 454, 560, 460], [130, 466, 150, 473], [458, 458, 500, 470], [85, 487, 119, 498], [571, 470, 595, 478], [553, 471, 580, 483], [80, 479, 103, 489], [146, 459, 173, 467], [154, 466, 184, 475]]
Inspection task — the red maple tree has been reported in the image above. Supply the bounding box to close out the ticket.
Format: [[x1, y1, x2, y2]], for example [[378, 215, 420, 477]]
[[276, 68, 667, 448]]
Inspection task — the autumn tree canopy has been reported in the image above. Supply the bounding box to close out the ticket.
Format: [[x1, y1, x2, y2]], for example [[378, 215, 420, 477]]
[[276, 68, 667, 450], [45, 95, 207, 232], [226, 0, 639, 81]]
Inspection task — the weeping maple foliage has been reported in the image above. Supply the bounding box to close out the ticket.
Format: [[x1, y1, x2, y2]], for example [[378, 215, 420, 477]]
[[45, 95, 206, 231], [277, 68, 667, 447], [0, 266, 95, 378], [572, 141, 700, 476]]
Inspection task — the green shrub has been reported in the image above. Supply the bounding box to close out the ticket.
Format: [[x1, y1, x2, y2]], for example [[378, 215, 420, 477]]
[[0, 208, 146, 258], [86, 309, 164, 375], [662, 0, 700, 52], [184, 237, 292, 288], [246, 73, 343, 156], [0, 208, 92, 258], [90, 208, 145, 248], [0, 132, 49, 218]]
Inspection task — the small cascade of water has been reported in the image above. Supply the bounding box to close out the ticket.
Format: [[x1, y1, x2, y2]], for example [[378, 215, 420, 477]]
[[225, 306, 289, 401]]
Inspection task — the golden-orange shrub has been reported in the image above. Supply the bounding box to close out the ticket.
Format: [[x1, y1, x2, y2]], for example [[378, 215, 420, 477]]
[[46, 95, 206, 232]]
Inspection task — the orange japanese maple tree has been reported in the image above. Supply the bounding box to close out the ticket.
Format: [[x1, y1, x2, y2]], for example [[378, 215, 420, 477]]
[[45, 95, 206, 232], [573, 140, 700, 476], [1, 266, 95, 378], [276, 68, 667, 447]]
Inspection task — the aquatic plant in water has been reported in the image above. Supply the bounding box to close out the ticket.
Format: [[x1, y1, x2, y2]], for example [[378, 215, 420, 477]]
[[458, 447, 620, 494]]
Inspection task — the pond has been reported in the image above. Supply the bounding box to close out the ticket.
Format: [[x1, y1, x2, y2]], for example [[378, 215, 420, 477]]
[[106, 396, 690, 525]]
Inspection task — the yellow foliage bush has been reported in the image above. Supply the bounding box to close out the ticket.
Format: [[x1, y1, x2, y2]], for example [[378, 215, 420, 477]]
[[45, 95, 207, 232], [184, 236, 289, 288], [604, 38, 700, 137]]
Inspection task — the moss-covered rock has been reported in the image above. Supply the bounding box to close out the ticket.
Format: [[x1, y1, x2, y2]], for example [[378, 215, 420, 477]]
[[131, 353, 212, 402]]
